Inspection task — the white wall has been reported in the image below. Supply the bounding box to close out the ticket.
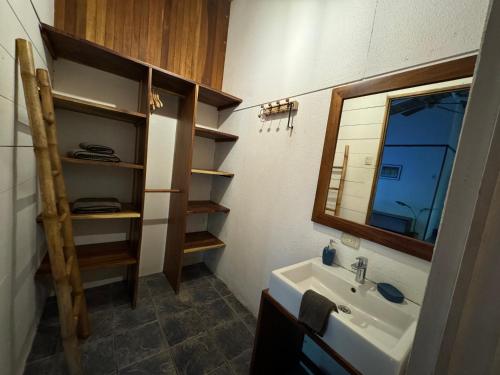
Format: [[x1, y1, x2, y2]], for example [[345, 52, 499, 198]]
[[0, 1, 53, 374], [205, 0, 490, 316]]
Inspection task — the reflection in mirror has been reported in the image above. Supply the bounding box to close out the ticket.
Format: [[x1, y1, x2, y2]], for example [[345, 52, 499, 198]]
[[368, 88, 469, 243], [325, 86, 469, 244]]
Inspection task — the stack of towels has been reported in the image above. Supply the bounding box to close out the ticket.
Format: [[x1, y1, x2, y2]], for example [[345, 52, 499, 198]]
[[69, 142, 120, 162], [72, 197, 122, 214]]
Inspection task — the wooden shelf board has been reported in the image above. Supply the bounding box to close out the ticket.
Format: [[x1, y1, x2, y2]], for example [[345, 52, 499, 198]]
[[70, 203, 141, 220], [198, 84, 242, 110], [145, 188, 181, 193], [37, 241, 137, 275], [61, 156, 144, 170], [195, 126, 238, 142], [184, 231, 225, 254], [53, 93, 147, 123], [187, 200, 230, 214], [40, 23, 147, 81], [191, 168, 234, 178], [40, 24, 242, 108]]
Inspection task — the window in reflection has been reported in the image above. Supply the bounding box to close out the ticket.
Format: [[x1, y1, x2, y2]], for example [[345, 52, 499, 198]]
[[368, 88, 469, 243]]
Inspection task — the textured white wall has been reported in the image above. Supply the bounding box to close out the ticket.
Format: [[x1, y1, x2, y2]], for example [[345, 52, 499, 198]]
[[0, 1, 53, 374], [205, 0, 489, 316]]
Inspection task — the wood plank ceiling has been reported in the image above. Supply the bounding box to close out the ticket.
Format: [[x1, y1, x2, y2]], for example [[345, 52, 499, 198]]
[[54, 0, 231, 89]]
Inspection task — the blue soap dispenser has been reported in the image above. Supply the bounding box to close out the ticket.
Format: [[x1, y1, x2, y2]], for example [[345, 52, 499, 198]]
[[322, 239, 336, 266]]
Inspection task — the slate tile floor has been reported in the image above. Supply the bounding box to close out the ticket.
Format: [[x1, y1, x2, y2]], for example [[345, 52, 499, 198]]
[[24, 264, 257, 375]]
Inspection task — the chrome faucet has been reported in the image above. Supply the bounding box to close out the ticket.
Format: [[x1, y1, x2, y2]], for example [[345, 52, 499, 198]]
[[351, 257, 368, 284]]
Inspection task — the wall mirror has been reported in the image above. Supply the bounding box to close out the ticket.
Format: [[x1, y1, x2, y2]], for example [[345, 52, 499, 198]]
[[312, 57, 476, 260]]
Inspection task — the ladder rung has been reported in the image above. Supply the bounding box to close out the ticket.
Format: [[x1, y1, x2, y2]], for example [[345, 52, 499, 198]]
[[65, 255, 74, 277], [59, 212, 68, 222], [72, 294, 82, 320], [332, 166, 343, 169], [52, 169, 61, 176], [329, 187, 339, 190]]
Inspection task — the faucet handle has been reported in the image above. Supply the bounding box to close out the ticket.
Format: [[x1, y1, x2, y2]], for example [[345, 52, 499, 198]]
[[351, 256, 368, 269]]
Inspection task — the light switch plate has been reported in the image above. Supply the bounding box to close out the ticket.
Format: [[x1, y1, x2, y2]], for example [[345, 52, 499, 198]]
[[341, 232, 360, 249]]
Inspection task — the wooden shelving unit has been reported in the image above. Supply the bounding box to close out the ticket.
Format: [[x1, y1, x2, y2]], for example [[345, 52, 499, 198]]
[[60, 156, 144, 170], [40, 22, 242, 298], [53, 92, 147, 123], [184, 231, 226, 254], [192, 168, 234, 178], [187, 200, 230, 214], [38, 241, 137, 274], [195, 126, 239, 142]]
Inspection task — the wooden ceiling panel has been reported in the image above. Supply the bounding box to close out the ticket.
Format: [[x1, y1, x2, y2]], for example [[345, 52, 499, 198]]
[[54, 0, 231, 89]]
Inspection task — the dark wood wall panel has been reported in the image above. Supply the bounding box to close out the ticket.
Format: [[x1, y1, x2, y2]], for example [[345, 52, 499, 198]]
[[54, 0, 231, 89]]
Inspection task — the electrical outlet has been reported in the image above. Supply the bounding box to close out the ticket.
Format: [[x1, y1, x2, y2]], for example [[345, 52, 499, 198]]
[[341, 232, 360, 249], [364, 156, 373, 165]]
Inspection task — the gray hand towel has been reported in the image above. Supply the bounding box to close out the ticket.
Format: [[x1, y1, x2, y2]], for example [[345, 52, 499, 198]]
[[298, 290, 338, 336], [79, 142, 115, 155], [72, 198, 122, 213], [68, 149, 121, 163]]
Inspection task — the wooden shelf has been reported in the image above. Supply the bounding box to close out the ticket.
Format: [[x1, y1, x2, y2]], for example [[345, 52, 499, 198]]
[[40, 24, 243, 109], [191, 168, 234, 178], [37, 241, 137, 275], [40, 23, 147, 81], [145, 188, 181, 193], [61, 156, 144, 170], [53, 92, 147, 123], [36, 203, 141, 222], [187, 200, 230, 214], [198, 84, 242, 110], [184, 231, 225, 254], [195, 126, 238, 142], [70, 203, 141, 220]]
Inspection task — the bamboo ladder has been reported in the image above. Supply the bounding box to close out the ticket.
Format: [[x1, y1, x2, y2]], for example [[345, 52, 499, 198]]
[[333, 145, 350, 215], [17, 39, 89, 375]]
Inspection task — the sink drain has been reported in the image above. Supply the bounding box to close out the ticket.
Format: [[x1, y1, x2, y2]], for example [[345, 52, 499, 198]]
[[338, 305, 351, 314]]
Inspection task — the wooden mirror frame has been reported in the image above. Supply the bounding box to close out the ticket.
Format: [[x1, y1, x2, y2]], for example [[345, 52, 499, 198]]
[[312, 56, 476, 261]]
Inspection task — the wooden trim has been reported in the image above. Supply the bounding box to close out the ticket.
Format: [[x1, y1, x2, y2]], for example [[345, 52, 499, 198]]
[[312, 56, 476, 261], [251, 289, 362, 375], [191, 168, 234, 177]]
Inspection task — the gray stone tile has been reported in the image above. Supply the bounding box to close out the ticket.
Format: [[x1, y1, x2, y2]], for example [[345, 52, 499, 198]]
[[212, 321, 254, 361], [224, 295, 249, 317], [241, 313, 257, 336], [24, 356, 55, 375], [183, 283, 219, 305], [210, 279, 232, 297], [154, 290, 192, 315], [195, 298, 236, 328], [143, 273, 175, 297], [171, 333, 225, 375], [113, 301, 156, 332], [208, 363, 233, 375], [115, 322, 166, 370], [111, 281, 131, 307], [88, 307, 114, 342], [86, 284, 114, 312], [230, 349, 252, 375], [81, 336, 116, 375], [159, 309, 205, 346], [118, 351, 175, 374], [181, 263, 212, 283], [27, 324, 60, 362]]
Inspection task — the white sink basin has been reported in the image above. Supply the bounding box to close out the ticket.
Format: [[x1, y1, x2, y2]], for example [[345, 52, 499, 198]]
[[268, 258, 420, 375]]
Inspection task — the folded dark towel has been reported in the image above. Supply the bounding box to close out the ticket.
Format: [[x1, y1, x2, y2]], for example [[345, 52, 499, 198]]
[[68, 149, 121, 163], [298, 290, 338, 336], [72, 197, 122, 213], [79, 142, 115, 155]]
